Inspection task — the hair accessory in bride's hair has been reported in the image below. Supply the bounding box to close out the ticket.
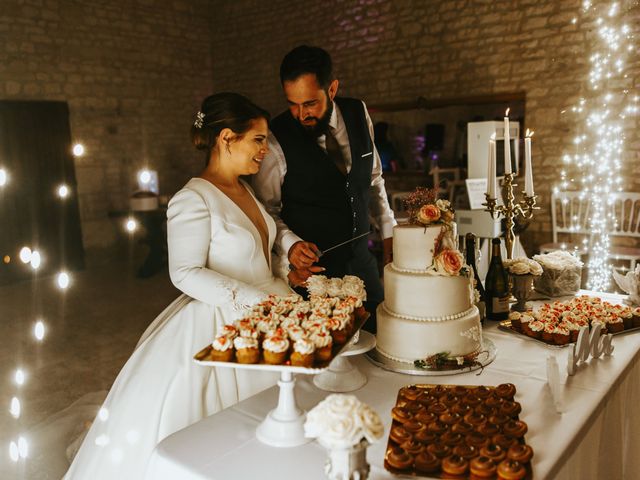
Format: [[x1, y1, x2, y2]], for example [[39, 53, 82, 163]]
[[193, 111, 205, 129]]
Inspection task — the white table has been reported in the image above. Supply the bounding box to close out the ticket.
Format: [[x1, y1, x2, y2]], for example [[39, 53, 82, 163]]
[[147, 292, 640, 479]]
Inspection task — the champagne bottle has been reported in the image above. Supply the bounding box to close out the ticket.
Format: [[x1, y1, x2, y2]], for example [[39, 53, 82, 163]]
[[485, 238, 510, 321], [465, 233, 486, 323]]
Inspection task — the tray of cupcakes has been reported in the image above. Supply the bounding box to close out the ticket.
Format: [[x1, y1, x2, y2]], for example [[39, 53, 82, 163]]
[[499, 295, 640, 348], [193, 275, 370, 374], [384, 383, 533, 480]]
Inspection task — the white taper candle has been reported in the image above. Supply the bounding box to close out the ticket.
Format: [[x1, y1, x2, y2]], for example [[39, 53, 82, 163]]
[[524, 130, 534, 196], [488, 138, 497, 198], [503, 109, 512, 175]]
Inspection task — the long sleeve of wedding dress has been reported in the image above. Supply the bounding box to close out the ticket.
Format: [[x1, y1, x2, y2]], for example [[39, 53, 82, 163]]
[[168, 187, 268, 310]]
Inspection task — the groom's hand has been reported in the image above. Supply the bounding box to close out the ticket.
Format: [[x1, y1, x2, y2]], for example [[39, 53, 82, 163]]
[[288, 241, 320, 270]]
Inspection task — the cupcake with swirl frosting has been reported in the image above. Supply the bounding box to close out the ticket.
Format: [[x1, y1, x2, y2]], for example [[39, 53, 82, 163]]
[[210, 334, 234, 362], [620, 308, 633, 330], [233, 336, 259, 364], [327, 312, 351, 344], [290, 338, 315, 367], [528, 320, 544, 339], [262, 334, 290, 365], [606, 314, 624, 333], [508, 311, 522, 332], [310, 330, 333, 362]]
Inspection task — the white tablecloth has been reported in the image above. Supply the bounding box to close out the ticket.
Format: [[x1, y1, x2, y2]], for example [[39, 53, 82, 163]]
[[147, 292, 640, 479]]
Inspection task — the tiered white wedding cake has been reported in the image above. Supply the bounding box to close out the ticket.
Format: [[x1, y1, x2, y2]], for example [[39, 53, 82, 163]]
[[376, 192, 482, 364]]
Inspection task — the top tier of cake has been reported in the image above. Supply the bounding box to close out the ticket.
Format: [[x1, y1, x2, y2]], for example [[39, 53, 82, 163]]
[[393, 223, 458, 272]]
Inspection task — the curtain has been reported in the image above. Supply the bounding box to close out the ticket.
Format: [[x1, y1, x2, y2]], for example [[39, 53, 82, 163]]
[[0, 100, 84, 284]]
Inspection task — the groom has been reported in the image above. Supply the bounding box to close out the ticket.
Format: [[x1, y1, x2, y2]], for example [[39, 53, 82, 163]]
[[252, 45, 396, 328]]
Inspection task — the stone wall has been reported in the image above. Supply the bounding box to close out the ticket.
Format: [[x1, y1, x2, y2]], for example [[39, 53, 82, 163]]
[[1, 0, 214, 252], [210, 0, 640, 253], [3, 0, 638, 256]]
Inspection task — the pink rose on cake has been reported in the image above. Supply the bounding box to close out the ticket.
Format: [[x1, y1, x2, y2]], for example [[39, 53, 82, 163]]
[[434, 249, 464, 275], [417, 204, 441, 225]]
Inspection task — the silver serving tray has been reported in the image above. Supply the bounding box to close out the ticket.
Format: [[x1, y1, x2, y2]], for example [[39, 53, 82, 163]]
[[365, 336, 496, 376], [498, 319, 640, 349]]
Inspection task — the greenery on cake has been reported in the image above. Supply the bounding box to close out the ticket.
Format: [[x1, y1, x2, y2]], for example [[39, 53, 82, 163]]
[[414, 350, 484, 374]]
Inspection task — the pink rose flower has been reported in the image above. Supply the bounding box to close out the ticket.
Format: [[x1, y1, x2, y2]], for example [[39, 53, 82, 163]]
[[417, 204, 441, 224], [434, 249, 463, 275]]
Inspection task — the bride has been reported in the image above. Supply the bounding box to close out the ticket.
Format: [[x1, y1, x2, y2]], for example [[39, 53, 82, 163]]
[[65, 93, 295, 479]]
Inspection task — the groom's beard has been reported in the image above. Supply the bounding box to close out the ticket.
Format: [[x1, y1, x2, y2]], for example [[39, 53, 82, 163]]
[[300, 100, 333, 138]]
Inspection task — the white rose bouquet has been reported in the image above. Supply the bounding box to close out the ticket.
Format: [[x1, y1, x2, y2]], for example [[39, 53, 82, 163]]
[[304, 394, 384, 449], [503, 257, 543, 276]]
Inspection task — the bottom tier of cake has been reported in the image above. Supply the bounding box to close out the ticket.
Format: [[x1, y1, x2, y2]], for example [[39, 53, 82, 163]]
[[376, 304, 482, 364]]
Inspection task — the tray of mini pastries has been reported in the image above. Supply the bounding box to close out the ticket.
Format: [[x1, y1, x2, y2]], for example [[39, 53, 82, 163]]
[[499, 295, 640, 348], [193, 292, 369, 374], [384, 383, 533, 480]]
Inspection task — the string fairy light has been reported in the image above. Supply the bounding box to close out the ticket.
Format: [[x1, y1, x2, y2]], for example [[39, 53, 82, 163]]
[[138, 169, 152, 185], [34, 320, 46, 341], [72, 143, 85, 157], [9, 441, 19, 462], [56, 271, 71, 289], [17, 437, 28, 459], [125, 218, 138, 233], [19, 247, 32, 264], [30, 250, 41, 270], [9, 397, 21, 419], [14, 369, 25, 386], [558, 0, 637, 291], [57, 184, 70, 198]]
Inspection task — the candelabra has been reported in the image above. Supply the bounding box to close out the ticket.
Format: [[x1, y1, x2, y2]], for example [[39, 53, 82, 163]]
[[483, 173, 538, 259]]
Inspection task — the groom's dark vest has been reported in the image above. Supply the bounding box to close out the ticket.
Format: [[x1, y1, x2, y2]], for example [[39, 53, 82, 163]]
[[270, 97, 373, 276]]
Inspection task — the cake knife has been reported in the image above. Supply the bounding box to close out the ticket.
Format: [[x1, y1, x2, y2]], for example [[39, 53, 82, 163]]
[[289, 230, 370, 270], [316, 230, 371, 257]]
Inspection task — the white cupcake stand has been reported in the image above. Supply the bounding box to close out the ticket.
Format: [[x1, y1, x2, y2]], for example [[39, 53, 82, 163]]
[[194, 330, 375, 447]]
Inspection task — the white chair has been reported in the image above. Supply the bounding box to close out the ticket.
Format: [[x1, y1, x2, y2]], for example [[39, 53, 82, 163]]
[[539, 191, 640, 270], [539, 191, 591, 255], [609, 192, 640, 270]]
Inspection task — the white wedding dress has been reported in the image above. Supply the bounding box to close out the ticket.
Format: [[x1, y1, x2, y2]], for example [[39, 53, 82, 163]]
[[64, 177, 291, 479]]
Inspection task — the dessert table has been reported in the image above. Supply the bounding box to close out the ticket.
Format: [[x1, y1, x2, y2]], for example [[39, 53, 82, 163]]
[[146, 291, 640, 479]]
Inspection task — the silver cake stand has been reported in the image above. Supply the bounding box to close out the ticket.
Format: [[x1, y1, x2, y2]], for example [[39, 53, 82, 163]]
[[366, 336, 497, 376]]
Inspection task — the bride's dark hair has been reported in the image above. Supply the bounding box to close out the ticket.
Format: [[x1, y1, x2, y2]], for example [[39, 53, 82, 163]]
[[191, 92, 270, 151]]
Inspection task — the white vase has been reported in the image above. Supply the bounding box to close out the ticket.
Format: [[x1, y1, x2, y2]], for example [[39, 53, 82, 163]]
[[321, 438, 370, 480]]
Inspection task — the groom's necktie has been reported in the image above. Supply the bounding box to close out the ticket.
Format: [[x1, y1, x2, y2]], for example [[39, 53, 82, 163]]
[[324, 129, 347, 176]]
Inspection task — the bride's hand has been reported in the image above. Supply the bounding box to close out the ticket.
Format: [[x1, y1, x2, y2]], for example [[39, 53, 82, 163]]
[[288, 241, 320, 270], [288, 265, 325, 287]]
